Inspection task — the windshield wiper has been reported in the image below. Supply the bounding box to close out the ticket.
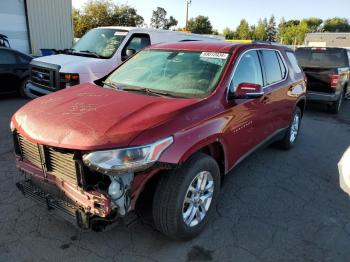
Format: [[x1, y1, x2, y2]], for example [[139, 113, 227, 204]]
[[103, 81, 119, 89], [74, 50, 102, 58], [121, 87, 177, 97]]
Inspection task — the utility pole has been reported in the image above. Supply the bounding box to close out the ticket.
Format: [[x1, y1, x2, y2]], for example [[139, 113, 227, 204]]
[[185, 0, 191, 31]]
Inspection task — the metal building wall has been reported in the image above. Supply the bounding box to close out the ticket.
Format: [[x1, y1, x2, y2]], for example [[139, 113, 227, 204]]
[[0, 0, 30, 53], [26, 0, 73, 55]]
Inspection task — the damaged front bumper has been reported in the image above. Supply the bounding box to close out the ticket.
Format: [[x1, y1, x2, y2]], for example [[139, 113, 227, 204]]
[[15, 160, 136, 231]]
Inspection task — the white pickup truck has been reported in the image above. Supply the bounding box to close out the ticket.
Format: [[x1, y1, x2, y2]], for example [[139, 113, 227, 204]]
[[25, 26, 222, 98]]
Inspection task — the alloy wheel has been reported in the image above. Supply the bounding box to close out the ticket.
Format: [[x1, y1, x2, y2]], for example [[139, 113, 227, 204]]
[[182, 171, 214, 227], [290, 113, 300, 143]]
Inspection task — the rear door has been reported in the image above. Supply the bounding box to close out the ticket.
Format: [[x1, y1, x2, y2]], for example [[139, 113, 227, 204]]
[[259, 49, 292, 132]]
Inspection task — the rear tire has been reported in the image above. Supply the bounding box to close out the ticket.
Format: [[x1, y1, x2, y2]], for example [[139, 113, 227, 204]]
[[19, 77, 29, 98], [277, 107, 302, 150], [329, 91, 343, 114], [152, 153, 221, 240]]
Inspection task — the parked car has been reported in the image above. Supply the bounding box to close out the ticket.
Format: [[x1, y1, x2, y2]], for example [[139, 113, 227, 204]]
[[12, 42, 306, 239], [295, 47, 350, 113], [339, 147, 350, 196], [0, 47, 32, 96], [25, 26, 222, 98]]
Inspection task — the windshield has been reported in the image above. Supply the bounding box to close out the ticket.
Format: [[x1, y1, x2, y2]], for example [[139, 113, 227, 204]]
[[72, 28, 127, 58], [106, 49, 229, 98], [295, 48, 348, 68]]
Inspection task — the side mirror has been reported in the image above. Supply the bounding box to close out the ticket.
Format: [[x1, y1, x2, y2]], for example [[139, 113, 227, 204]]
[[234, 83, 264, 99], [126, 48, 136, 57]]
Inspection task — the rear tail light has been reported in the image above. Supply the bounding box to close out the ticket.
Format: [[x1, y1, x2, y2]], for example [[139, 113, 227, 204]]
[[330, 74, 340, 89]]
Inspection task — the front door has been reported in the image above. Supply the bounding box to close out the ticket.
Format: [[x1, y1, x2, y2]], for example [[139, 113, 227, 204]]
[[225, 49, 269, 166]]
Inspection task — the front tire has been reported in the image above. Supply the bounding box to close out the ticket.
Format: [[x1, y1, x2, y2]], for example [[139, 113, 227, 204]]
[[152, 153, 221, 240], [19, 77, 29, 98]]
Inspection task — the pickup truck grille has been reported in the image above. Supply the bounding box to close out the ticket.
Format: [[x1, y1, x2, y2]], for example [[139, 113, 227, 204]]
[[30, 66, 57, 90], [16, 133, 78, 185]]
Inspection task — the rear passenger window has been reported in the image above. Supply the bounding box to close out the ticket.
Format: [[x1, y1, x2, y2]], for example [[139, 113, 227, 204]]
[[286, 52, 302, 73], [230, 50, 263, 92], [260, 50, 285, 85]]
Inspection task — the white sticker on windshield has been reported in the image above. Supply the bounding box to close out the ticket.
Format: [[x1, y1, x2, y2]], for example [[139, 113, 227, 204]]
[[114, 31, 128, 36], [200, 52, 228, 59]]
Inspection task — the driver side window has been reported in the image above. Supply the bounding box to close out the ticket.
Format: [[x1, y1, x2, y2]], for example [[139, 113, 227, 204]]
[[229, 50, 263, 93]]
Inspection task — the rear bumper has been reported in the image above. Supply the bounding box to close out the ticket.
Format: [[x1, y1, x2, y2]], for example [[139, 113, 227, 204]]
[[25, 81, 53, 98], [307, 91, 340, 102]]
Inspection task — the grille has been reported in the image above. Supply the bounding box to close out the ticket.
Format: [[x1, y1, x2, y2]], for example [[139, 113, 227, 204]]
[[30, 66, 56, 90], [16, 133, 78, 185]]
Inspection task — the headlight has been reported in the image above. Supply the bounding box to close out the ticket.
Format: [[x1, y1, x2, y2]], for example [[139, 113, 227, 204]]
[[339, 147, 350, 195], [83, 136, 173, 174]]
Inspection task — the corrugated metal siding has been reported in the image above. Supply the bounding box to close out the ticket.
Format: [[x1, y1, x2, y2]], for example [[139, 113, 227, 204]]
[[0, 0, 30, 53], [26, 0, 73, 55]]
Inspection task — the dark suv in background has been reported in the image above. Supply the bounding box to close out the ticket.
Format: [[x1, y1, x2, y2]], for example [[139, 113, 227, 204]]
[[295, 47, 350, 113]]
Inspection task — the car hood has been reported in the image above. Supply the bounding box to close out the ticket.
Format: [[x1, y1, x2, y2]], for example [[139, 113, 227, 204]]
[[33, 54, 109, 74], [12, 83, 199, 150]]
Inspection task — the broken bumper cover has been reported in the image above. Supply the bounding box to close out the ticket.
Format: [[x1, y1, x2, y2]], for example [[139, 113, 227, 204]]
[[16, 179, 91, 229]]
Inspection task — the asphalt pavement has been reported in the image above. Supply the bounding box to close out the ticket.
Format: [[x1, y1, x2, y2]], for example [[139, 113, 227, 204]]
[[1, 96, 350, 262]]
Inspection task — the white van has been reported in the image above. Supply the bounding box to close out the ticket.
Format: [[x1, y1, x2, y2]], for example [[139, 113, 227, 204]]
[[25, 26, 222, 98]]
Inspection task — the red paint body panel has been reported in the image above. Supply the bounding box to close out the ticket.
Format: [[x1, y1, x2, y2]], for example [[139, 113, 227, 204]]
[[12, 42, 307, 221], [12, 83, 199, 150]]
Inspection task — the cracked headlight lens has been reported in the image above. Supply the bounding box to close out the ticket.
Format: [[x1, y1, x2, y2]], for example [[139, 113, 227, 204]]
[[83, 136, 173, 174]]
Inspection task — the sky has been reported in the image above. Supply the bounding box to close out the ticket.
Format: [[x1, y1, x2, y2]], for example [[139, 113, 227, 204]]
[[72, 0, 350, 32]]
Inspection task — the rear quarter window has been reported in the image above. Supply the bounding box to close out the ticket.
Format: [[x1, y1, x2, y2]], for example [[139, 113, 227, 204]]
[[286, 52, 302, 74]]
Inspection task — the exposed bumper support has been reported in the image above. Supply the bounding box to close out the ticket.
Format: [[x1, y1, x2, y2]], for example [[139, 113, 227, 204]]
[[16, 179, 88, 228]]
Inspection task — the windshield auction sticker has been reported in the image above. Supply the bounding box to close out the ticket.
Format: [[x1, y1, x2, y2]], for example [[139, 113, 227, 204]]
[[200, 52, 229, 59]]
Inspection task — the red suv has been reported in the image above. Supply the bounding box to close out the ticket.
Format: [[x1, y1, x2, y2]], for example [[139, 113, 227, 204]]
[[11, 42, 306, 239]]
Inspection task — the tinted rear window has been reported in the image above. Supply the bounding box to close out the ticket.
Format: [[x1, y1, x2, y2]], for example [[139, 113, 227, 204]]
[[295, 48, 348, 68], [260, 50, 285, 85]]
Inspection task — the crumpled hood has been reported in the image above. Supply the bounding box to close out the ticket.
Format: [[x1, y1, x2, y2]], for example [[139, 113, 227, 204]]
[[12, 83, 198, 150]]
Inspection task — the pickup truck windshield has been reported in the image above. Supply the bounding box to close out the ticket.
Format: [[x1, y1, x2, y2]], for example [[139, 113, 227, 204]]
[[72, 28, 127, 58], [295, 48, 348, 68], [106, 50, 229, 98]]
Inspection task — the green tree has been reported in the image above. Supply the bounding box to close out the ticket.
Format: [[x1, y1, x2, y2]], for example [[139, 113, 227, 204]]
[[165, 16, 178, 30], [266, 15, 277, 41], [236, 19, 250, 39], [72, 0, 144, 38], [150, 7, 167, 29], [223, 27, 235, 39], [278, 19, 309, 45], [150, 7, 178, 29], [302, 17, 323, 32], [323, 17, 350, 32], [187, 15, 213, 34], [254, 18, 268, 40]]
